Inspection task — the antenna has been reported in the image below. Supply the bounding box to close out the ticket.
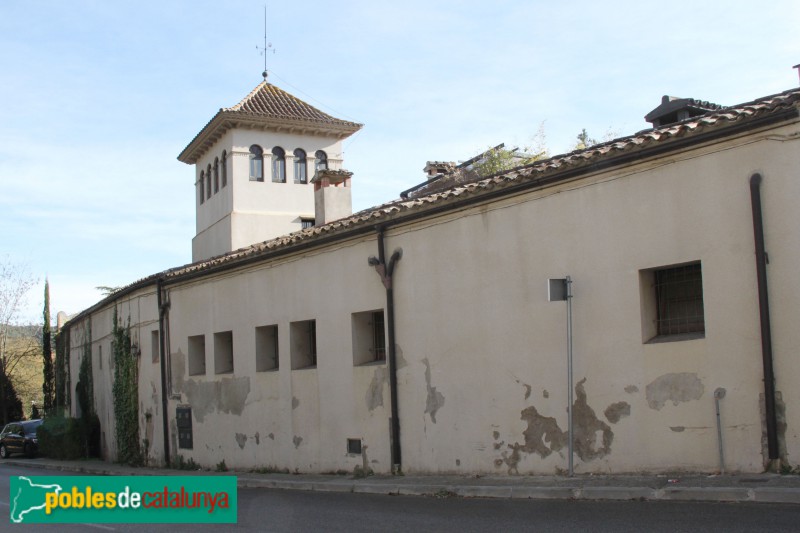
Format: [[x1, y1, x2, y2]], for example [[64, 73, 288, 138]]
[[257, 4, 276, 81]]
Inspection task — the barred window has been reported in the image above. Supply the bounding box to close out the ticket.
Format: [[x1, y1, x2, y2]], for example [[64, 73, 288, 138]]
[[654, 263, 705, 336]]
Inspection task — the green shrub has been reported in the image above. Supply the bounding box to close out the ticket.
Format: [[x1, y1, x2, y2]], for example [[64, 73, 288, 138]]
[[37, 414, 101, 460]]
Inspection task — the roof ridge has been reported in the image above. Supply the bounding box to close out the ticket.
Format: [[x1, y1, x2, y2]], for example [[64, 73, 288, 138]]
[[226, 81, 269, 112]]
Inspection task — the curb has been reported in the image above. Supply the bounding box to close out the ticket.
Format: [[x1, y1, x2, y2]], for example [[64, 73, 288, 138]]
[[4, 460, 799, 504]]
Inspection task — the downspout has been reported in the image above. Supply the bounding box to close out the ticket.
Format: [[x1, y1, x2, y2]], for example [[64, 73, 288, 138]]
[[749, 173, 779, 466], [368, 226, 403, 473], [157, 278, 171, 467]]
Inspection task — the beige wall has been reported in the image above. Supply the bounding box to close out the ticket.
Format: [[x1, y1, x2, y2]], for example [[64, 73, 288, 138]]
[[72, 117, 800, 475]]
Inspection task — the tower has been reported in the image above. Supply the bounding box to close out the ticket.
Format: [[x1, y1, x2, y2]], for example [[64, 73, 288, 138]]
[[177, 81, 362, 262]]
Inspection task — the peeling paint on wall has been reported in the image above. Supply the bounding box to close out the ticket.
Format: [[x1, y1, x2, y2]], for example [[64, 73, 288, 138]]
[[497, 377, 619, 473], [292, 397, 300, 410], [624, 385, 638, 394], [670, 426, 686, 432], [150, 382, 159, 416], [645, 373, 704, 410], [760, 391, 788, 465], [235, 433, 247, 449], [366, 366, 387, 411], [604, 402, 631, 424], [512, 377, 532, 400], [500, 405, 566, 474], [182, 376, 251, 422], [171, 349, 186, 394], [543, 390, 549, 399], [254, 432, 260, 445], [292, 436, 303, 449], [268, 433, 275, 440], [422, 358, 445, 423], [573, 379, 613, 461]]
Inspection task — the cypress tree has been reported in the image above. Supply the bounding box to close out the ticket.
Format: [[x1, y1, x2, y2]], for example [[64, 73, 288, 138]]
[[42, 279, 54, 413]]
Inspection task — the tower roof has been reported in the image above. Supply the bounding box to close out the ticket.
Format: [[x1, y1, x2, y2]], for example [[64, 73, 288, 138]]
[[178, 82, 362, 164]]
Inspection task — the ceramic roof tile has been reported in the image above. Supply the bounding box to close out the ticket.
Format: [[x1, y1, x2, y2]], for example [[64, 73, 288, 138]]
[[68, 87, 800, 326], [226, 82, 361, 128]]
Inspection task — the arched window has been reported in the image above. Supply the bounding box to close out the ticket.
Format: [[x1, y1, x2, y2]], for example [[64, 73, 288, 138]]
[[315, 150, 328, 171], [221, 151, 228, 187], [272, 146, 286, 183], [249, 145, 264, 181], [199, 172, 205, 205], [213, 158, 219, 193], [293, 149, 307, 184], [206, 165, 212, 198]]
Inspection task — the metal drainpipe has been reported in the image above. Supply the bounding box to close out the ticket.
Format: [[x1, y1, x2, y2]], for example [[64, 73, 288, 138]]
[[369, 226, 403, 473], [749, 173, 779, 464], [157, 278, 171, 467]]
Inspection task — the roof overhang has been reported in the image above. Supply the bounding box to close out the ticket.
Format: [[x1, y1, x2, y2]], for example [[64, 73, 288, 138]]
[[177, 111, 362, 165]]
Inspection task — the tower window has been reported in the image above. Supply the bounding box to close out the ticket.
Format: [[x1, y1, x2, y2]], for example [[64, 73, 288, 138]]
[[199, 172, 205, 205], [293, 148, 307, 184], [315, 150, 328, 171], [249, 145, 264, 181], [221, 150, 228, 187], [206, 165, 212, 198], [213, 158, 219, 193], [272, 146, 286, 183]]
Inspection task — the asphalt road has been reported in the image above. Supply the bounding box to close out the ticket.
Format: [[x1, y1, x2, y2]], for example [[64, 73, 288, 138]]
[[1, 464, 799, 532]]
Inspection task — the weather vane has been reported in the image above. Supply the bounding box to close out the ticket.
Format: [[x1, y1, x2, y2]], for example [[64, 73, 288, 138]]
[[257, 5, 276, 81]]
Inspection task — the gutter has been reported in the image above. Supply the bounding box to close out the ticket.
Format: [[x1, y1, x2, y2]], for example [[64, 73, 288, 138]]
[[369, 227, 403, 473], [157, 278, 171, 467], [749, 173, 780, 466]]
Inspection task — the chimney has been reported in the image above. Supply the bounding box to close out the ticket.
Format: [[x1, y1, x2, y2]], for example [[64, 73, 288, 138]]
[[644, 95, 723, 128], [312, 169, 353, 226]]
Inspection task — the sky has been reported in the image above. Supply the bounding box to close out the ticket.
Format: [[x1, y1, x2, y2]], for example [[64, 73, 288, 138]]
[[1, 0, 798, 323]]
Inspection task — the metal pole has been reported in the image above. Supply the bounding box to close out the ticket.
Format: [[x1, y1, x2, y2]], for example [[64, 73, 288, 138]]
[[566, 275, 574, 477], [714, 387, 726, 474]]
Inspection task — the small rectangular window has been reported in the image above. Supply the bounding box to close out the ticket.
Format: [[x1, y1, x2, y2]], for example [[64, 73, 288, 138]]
[[188, 335, 206, 375], [301, 218, 314, 230], [290, 319, 317, 369], [641, 262, 705, 342], [347, 438, 362, 455], [352, 310, 386, 365], [214, 331, 234, 374], [256, 325, 279, 372], [98, 345, 102, 370]]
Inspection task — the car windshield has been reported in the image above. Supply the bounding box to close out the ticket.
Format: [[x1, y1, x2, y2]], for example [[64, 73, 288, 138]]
[[22, 421, 42, 435]]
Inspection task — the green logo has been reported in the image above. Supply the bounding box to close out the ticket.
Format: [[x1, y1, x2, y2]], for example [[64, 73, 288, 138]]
[[9, 476, 237, 524]]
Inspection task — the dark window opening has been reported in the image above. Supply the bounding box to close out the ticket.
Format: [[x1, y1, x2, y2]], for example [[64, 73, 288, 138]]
[[272, 146, 286, 183], [655, 263, 705, 336], [250, 145, 264, 181], [294, 148, 307, 184]]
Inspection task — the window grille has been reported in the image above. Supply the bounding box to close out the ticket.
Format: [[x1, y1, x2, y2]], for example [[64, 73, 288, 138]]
[[372, 311, 386, 361], [655, 263, 704, 336]]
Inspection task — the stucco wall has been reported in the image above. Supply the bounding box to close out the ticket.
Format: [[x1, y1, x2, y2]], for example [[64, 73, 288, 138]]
[[72, 118, 800, 475]]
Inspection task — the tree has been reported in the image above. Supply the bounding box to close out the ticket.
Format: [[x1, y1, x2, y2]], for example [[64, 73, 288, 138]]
[[573, 128, 597, 151], [472, 122, 550, 178], [42, 279, 54, 413], [0, 257, 36, 424]]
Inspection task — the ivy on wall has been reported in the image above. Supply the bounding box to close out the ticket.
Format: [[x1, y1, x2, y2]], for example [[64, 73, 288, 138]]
[[111, 307, 142, 466], [75, 322, 94, 419], [54, 327, 70, 412]]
